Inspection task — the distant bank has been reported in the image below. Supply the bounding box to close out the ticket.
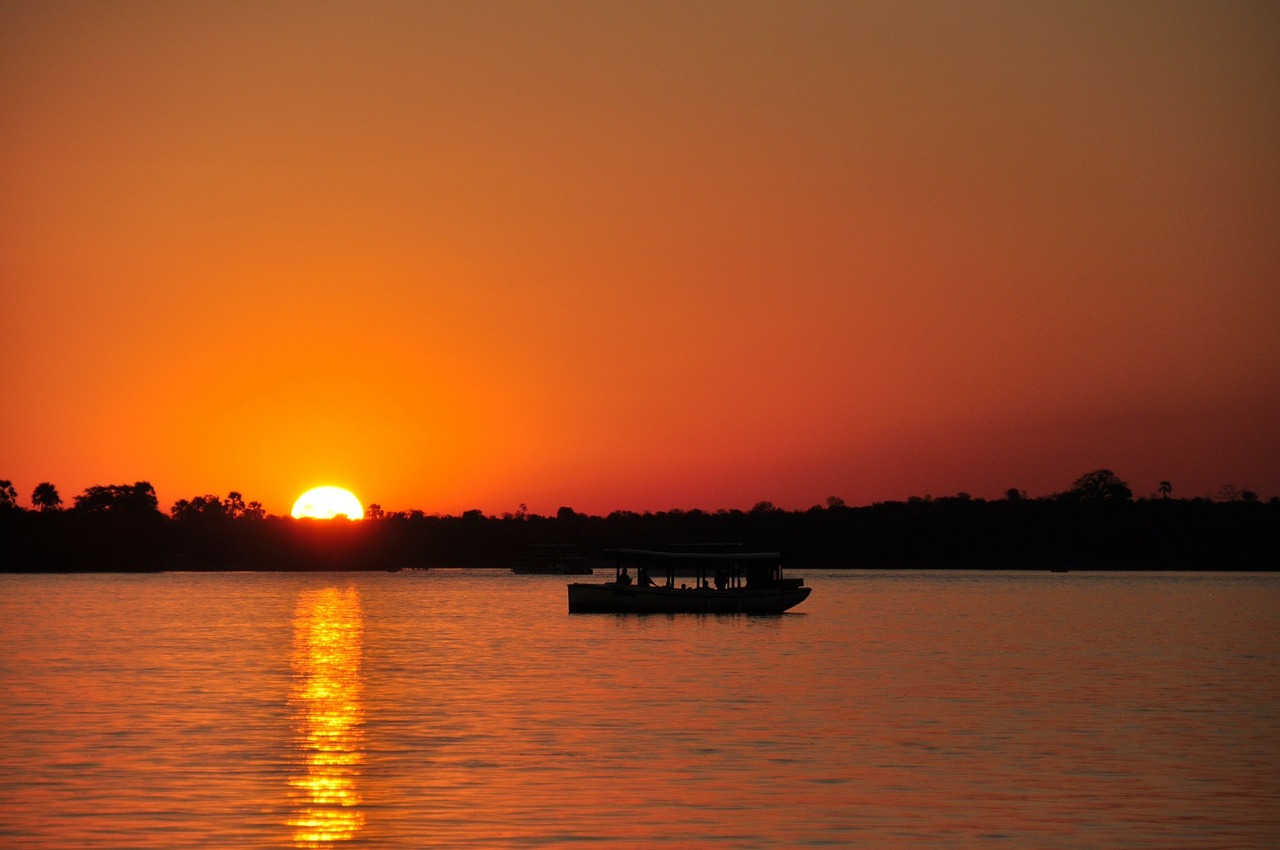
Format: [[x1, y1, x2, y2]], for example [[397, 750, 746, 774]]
[[2, 497, 1276, 572]]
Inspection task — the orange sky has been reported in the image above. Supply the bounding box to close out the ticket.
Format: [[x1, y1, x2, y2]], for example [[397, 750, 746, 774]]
[[3, 1, 1278, 516]]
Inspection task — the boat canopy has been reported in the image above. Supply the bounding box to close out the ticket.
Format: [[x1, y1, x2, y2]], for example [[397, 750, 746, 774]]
[[603, 548, 781, 563]]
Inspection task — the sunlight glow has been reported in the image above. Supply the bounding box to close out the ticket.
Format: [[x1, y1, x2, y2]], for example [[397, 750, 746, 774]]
[[288, 587, 365, 846], [291, 487, 364, 520]]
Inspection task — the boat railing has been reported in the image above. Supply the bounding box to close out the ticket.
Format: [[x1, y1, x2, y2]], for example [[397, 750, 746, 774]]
[[601, 548, 795, 591]]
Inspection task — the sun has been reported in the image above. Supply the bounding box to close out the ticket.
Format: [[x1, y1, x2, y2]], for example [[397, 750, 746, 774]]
[[291, 486, 364, 520]]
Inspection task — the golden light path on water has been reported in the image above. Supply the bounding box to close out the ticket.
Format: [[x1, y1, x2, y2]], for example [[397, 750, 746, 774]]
[[289, 587, 365, 846]]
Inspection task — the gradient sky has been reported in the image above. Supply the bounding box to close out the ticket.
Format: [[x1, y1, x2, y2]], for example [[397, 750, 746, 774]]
[[3, 1, 1278, 516]]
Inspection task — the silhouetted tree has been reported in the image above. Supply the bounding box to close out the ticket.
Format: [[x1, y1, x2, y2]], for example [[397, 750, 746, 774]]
[[751, 501, 778, 513], [0, 480, 18, 510], [74, 481, 160, 514], [1068, 469, 1132, 502], [365, 503, 385, 520], [1159, 480, 1172, 499], [244, 500, 265, 519], [171, 494, 229, 520], [1217, 484, 1245, 503], [826, 496, 846, 509], [31, 482, 62, 512]]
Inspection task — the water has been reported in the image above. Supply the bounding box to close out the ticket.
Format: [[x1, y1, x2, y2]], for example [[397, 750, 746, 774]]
[[1, 570, 1277, 848]]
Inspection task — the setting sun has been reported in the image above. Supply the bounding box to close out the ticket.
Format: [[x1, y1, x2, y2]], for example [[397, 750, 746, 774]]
[[291, 487, 364, 521]]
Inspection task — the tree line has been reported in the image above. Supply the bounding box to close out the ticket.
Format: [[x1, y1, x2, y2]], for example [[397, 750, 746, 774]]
[[1, 470, 1276, 571]]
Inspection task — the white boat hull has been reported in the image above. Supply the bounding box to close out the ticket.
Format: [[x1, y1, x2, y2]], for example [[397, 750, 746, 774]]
[[568, 582, 810, 614]]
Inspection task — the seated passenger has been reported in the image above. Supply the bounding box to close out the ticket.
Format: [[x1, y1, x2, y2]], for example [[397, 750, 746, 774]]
[[617, 567, 632, 585]]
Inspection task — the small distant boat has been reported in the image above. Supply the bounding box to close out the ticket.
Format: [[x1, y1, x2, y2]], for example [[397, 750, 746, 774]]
[[568, 549, 811, 614], [513, 544, 594, 575]]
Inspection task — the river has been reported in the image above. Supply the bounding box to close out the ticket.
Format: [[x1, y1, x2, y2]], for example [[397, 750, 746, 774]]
[[1, 569, 1276, 848]]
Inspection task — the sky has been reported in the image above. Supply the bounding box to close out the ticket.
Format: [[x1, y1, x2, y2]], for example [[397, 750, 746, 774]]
[[2, 1, 1278, 516]]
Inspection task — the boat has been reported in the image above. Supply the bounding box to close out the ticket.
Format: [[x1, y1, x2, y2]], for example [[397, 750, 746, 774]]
[[513, 544, 594, 575], [567, 548, 811, 614]]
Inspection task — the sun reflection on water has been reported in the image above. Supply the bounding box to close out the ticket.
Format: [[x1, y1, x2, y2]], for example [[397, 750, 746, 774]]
[[289, 587, 365, 846]]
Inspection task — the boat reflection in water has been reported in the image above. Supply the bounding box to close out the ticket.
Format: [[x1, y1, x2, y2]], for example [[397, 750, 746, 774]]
[[288, 587, 365, 846]]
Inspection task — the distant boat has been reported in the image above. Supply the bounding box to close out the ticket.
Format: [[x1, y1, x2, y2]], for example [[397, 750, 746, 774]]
[[513, 544, 594, 575], [568, 548, 811, 614]]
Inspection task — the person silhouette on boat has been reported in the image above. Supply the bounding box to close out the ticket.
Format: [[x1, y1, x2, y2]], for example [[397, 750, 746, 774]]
[[617, 567, 632, 585], [638, 568, 656, 587]]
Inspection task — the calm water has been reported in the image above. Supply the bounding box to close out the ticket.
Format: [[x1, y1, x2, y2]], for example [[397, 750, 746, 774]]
[[1, 570, 1276, 848]]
